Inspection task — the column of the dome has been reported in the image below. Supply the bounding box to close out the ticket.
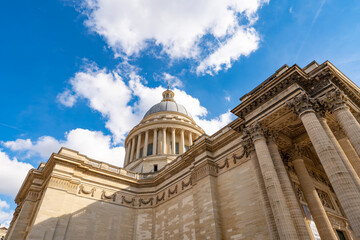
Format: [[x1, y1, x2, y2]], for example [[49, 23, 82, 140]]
[[130, 137, 135, 162], [136, 133, 142, 159], [162, 128, 167, 154], [171, 128, 176, 154], [180, 129, 185, 154], [188, 131, 193, 146], [144, 130, 149, 157], [153, 129, 157, 155], [124, 142, 130, 165]]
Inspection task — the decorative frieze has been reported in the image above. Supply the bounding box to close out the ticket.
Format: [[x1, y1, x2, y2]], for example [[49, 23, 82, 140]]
[[316, 189, 334, 210], [139, 197, 153, 207], [168, 185, 178, 198], [78, 185, 96, 197]]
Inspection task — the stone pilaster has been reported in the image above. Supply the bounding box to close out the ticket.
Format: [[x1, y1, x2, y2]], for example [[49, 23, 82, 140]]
[[290, 148, 337, 240], [267, 135, 310, 240], [326, 90, 360, 156], [288, 93, 360, 239], [246, 124, 299, 240]]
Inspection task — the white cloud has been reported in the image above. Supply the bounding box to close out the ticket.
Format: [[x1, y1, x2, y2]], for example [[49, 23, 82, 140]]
[[0, 150, 33, 197], [225, 96, 231, 102], [78, 0, 268, 74], [196, 27, 260, 75], [58, 63, 233, 140], [155, 73, 183, 88], [0, 199, 13, 228], [3, 129, 125, 167], [57, 89, 78, 107]]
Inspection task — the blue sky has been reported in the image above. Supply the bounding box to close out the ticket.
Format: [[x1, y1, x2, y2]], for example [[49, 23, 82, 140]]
[[1, 0, 360, 227]]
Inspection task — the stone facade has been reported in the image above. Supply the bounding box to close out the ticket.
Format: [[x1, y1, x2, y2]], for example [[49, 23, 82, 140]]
[[5, 60, 360, 240]]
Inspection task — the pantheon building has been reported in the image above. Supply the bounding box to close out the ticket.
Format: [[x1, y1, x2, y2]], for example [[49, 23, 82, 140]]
[[5, 61, 360, 240]]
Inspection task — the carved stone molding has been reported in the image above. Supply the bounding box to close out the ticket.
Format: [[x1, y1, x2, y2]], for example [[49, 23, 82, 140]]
[[191, 161, 218, 184], [293, 182, 305, 202], [287, 93, 317, 116]]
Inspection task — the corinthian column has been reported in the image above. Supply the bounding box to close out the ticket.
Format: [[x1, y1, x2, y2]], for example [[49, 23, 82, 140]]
[[318, 115, 360, 191], [247, 124, 299, 240], [335, 129, 360, 177], [130, 137, 135, 163], [162, 128, 167, 154], [267, 136, 310, 239], [326, 90, 360, 156], [136, 133, 142, 159], [180, 129, 185, 154], [291, 149, 337, 240], [153, 129, 157, 155], [171, 128, 176, 154], [288, 93, 360, 239], [143, 130, 149, 157], [247, 139, 279, 240]]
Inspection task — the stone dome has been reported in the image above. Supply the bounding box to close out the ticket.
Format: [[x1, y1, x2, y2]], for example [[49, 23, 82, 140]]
[[143, 88, 192, 118], [144, 101, 192, 118]]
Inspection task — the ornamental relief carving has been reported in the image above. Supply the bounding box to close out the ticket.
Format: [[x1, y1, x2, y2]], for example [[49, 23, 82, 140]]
[[293, 182, 305, 202], [78, 185, 96, 197], [316, 189, 334, 210]]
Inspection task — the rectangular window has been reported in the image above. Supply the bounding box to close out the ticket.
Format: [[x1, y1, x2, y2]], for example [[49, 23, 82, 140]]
[[176, 142, 179, 154], [185, 145, 189, 151], [147, 144, 153, 156], [154, 164, 158, 172], [139, 148, 143, 158]]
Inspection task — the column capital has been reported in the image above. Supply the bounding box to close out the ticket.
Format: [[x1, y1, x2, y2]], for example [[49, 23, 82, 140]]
[[288, 145, 306, 162], [287, 93, 318, 116], [324, 89, 349, 112], [244, 123, 266, 142]]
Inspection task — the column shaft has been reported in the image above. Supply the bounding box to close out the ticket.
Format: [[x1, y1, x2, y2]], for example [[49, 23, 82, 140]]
[[180, 129, 185, 154], [136, 133, 142, 159], [124, 143, 130, 166], [268, 140, 310, 239], [162, 128, 167, 154], [293, 158, 337, 240], [251, 150, 280, 240], [130, 137, 135, 163], [300, 110, 360, 238], [172, 128, 176, 154], [334, 106, 360, 156], [188, 131, 193, 146], [153, 129, 157, 155], [143, 130, 149, 157], [253, 137, 299, 239], [338, 136, 360, 177], [319, 117, 360, 190]]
